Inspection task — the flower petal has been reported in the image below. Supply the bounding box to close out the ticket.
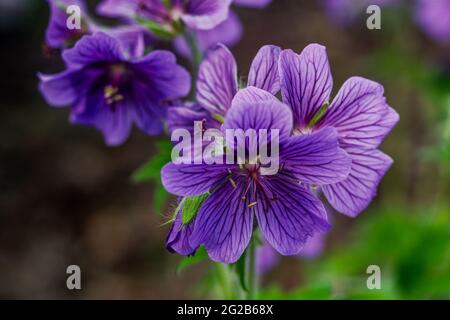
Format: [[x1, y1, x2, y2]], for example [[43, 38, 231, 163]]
[[197, 44, 238, 116], [233, 0, 272, 8], [190, 177, 253, 263], [183, 0, 233, 30], [161, 162, 234, 196], [225, 87, 293, 143], [62, 32, 124, 68], [96, 0, 139, 18], [45, 0, 89, 48], [255, 176, 330, 255], [279, 44, 333, 129], [173, 10, 243, 59], [322, 147, 393, 217], [167, 103, 220, 134], [133, 50, 191, 100], [281, 127, 352, 184], [166, 207, 197, 256], [38, 70, 84, 107], [248, 45, 282, 95], [70, 90, 133, 146], [318, 77, 399, 148]]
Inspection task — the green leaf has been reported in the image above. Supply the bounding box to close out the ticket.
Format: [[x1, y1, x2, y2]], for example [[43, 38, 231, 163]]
[[135, 17, 176, 39], [182, 193, 209, 225], [308, 103, 329, 127], [177, 246, 208, 274], [234, 253, 248, 293], [131, 139, 172, 213], [131, 140, 172, 183]]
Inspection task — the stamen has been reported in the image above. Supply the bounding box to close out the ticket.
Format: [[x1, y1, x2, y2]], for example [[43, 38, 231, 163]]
[[247, 202, 257, 208], [104, 85, 124, 106], [228, 177, 237, 189]]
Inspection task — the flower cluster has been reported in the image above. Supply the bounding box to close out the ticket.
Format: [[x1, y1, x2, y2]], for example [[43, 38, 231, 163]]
[[40, 0, 271, 144], [163, 44, 399, 263], [39, 0, 399, 265]]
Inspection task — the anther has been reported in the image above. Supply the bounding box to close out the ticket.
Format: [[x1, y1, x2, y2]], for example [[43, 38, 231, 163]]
[[229, 178, 237, 188], [247, 201, 257, 208]]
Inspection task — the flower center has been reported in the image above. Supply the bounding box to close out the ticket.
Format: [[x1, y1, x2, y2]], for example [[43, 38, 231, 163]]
[[104, 85, 124, 106]]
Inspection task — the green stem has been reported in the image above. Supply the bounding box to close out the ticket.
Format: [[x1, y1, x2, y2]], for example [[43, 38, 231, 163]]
[[215, 263, 233, 300], [183, 30, 203, 98], [247, 238, 258, 300]]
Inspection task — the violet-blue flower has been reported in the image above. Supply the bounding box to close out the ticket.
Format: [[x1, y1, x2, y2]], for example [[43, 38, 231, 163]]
[[45, 0, 93, 48], [162, 87, 352, 263], [39, 32, 191, 146], [414, 0, 450, 43], [168, 43, 281, 133], [97, 0, 233, 32], [279, 44, 399, 217], [173, 0, 272, 59], [256, 232, 326, 274]]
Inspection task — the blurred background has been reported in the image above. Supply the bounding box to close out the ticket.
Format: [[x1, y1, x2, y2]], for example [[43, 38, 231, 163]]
[[0, 0, 449, 299]]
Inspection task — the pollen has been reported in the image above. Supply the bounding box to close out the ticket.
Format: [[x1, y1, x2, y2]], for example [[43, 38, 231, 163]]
[[247, 201, 258, 208], [104, 85, 124, 105], [229, 177, 237, 189]]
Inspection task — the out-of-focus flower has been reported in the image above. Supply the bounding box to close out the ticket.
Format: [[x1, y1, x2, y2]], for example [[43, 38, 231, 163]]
[[256, 232, 326, 274], [166, 204, 197, 255], [162, 86, 352, 263], [39, 32, 191, 146], [45, 0, 93, 48], [174, 0, 273, 59], [414, 0, 450, 43], [279, 44, 399, 217], [97, 0, 233, 37], [168, 43, 281, 133]]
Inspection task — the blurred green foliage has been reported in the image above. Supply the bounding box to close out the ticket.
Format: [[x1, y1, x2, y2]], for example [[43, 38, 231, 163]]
[[132, 139, 172, 213], [260, 207, 449, 300]]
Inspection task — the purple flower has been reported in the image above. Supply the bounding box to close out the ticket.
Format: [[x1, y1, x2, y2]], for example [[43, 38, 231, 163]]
[[97, 0, 233, 31], [174, 0, 273, 59], [168, 43, 281, 133], [256, 243, 279, 274], [414, 0, 450, 43], [279, 44, 399, 217], [162, 86, 352, 263], [45, 0, 92, 48], [257, 232, 326, 274], [39, 32, 191, 146], [166, 205, 197, 256]]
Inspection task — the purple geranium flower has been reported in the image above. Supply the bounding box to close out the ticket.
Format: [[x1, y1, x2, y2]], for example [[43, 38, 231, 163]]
[[279, 44, 399, 217], [45, 0, 92, 48], [97, 0, 233, 31], [162, 86, 352, 263], [168, 43, 281, 133], [39, 32, 191, 145], [414, 0, 450, 43]]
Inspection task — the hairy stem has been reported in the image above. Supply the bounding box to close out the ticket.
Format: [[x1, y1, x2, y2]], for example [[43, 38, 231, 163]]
[[247, 237, 258, 300], [183, 30, 203, 98], [215, 263, 233, 300]]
